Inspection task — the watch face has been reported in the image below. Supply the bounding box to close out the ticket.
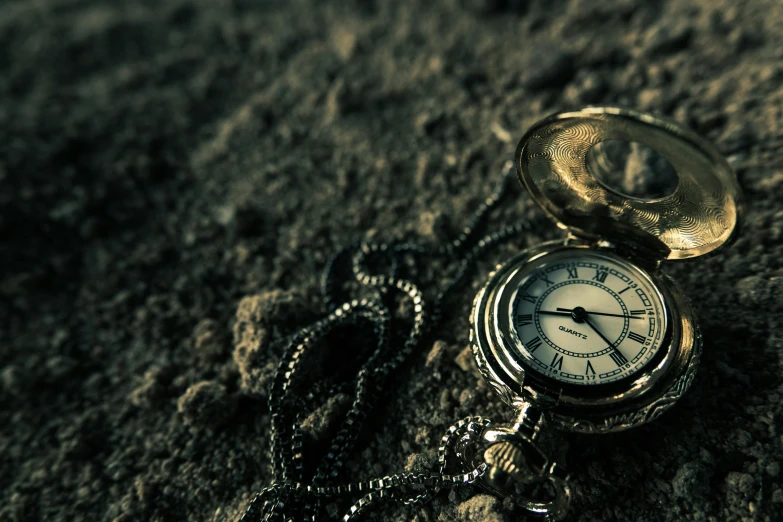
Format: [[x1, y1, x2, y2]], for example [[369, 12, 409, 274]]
[[510, 250, 668, 386]]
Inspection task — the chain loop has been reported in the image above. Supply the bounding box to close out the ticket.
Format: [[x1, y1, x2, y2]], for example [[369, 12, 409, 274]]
[[239, 162, 552, 521]]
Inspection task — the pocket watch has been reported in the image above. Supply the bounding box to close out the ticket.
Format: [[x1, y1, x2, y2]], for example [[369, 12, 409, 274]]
[[468, 107, 742, 517]]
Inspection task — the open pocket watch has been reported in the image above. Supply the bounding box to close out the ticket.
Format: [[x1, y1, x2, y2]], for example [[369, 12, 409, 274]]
[[467, 107, 743, 518]]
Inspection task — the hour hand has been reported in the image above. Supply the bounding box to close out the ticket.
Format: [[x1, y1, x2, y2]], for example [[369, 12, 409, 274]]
[[536, 310, 572, 317], [556, 307, 643, 320]]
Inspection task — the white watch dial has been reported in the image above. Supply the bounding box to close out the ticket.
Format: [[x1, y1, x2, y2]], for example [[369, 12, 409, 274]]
[[510, 251, 667, 385]]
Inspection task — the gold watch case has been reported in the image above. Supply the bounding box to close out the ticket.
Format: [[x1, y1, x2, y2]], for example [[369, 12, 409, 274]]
[[470, 107, 742, 433]]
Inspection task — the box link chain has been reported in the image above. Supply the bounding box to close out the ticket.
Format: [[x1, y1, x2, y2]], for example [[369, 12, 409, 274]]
[[239, 163, 542, 521]]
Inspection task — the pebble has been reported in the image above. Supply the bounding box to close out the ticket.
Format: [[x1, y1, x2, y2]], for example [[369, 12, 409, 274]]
[[234, 290, 308, 330], [300, 393, 351, 442], [177, 381, 236, 429], [232, 290, 309, 394], [192, 318, 226, 360], [563, 70, 607, 105], [414, 426, 431, 446], [129, 366, 171, 408], [520, 47, 575, 89], [404, 452, 433, 472], [416, 210, 450, 241], [439, 388, 452, 410], [725, 471, 756, 497], [720, 122, 755, 154], [735, 276, 783, 311], [672, 462, 712, 499], [756, 172, 783, 192], [414, 109, 445, 137], [425, 340, 448, 368], [454, 345, 477, 375], [45, 355, 77, 382], [637, 88, 664, 111], [331, 27, 357, 61], [642, 22, 693, 56], [232, 308, 271, 395], [727, 27, 761, 53], [454, 494, 504, 522], [733, 429, 753, 448], [0, 365, 24, 396], [458, 388, 474, 407]]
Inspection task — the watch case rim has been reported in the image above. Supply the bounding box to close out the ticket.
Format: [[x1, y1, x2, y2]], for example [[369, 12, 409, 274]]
[[470, 241, 701, 433]]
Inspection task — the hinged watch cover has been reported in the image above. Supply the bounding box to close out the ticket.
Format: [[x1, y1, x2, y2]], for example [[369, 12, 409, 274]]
[[516, 107, 743, 261]]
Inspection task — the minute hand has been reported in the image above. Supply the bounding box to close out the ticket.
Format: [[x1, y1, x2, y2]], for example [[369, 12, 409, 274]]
[[583, 316, 627, 362], [556, 308, 642, 320]]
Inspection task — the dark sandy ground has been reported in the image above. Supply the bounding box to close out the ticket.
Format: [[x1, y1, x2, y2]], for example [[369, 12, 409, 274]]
[[2, 1, 783, 521]]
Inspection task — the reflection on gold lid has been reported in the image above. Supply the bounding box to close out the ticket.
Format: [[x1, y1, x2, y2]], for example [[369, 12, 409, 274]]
[[516, 107, 743, 261]]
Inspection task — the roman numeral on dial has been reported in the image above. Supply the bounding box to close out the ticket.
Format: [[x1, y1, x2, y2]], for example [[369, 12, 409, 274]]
[[627, 332, 646, 344], [538, 272, 554, 286], [526, 336, 543, 353], [630, 310, 646, 316], [567, 267, 578, 279], [585, 360, 595, 375], [550, 353, 563, 370], [520, 293, 537, 304], [516, 314, 532, 327], [609, 350, 628, 366], [593, 270, 608, 283]]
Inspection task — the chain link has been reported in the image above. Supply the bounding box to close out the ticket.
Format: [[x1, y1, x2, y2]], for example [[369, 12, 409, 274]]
[[239, 163, 533, 521]]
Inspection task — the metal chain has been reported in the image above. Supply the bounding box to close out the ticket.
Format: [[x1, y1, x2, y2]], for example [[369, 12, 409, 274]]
[[239, 162, 533, 522]]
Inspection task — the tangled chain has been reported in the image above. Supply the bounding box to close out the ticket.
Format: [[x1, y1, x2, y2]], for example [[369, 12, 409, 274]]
[[239, 163, 533, 521]]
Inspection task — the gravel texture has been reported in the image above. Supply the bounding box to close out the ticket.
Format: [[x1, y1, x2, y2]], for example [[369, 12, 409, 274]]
[[2, 1, 783, 521]]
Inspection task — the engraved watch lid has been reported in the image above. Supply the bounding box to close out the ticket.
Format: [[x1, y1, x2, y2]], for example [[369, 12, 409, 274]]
[[516, 107, 743, 260]]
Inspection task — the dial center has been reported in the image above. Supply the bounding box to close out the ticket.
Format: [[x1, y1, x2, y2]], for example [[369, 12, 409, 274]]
[[571, 306, 587, 323]]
